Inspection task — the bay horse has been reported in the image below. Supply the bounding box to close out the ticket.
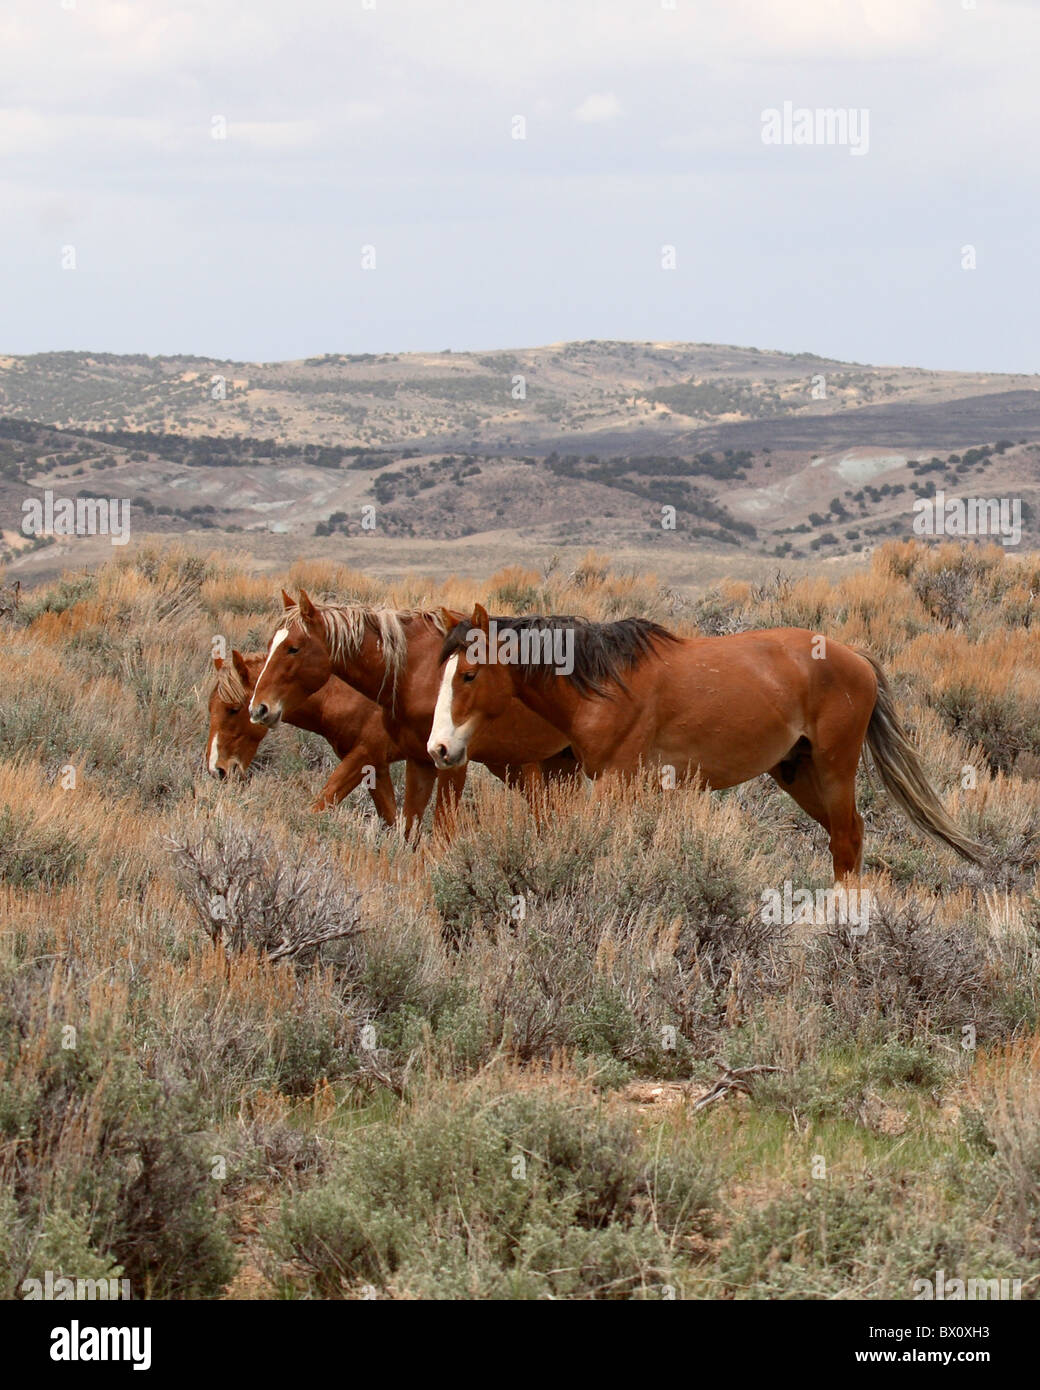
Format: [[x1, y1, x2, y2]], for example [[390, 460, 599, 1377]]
[[428, 605, 985, 880], [208, 650, 399, 820], [247, 592, 582, 833]]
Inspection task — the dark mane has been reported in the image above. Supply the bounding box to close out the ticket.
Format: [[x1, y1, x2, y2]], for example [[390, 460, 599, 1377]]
[[438, 614, 678, 697]]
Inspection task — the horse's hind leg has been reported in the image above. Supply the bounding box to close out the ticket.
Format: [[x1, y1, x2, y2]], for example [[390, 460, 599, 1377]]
[[768, 750, 830, 837], [817, 773, 864, 882], [770, 738, 863, 881], [814, 714, 872, 881], [793, 755, 865, 882]]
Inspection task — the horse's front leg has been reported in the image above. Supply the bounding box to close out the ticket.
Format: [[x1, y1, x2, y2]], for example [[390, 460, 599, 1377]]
[[311, 750, 366, 812], [369, 763, 399, 827], [403, 759, 435, 841]]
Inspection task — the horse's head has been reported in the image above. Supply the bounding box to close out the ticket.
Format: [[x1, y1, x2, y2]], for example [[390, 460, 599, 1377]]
[[207, 650, 267, 779], [428, 603, 515, 767], [249, 589, 332, 728]]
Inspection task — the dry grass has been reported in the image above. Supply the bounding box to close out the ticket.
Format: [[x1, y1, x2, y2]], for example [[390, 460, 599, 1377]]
[[1, 539, 1039, 1299]]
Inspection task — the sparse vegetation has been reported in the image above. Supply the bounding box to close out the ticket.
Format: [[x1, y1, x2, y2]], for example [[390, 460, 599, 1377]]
[[3, 346, 1038, 569], [1, 540, 1039, 1298]]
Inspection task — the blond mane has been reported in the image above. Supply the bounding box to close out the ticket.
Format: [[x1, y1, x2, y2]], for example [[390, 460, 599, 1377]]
[[282, 603, 451, 707], [214, 661, 250, 705], [213, 652, 264, 706]]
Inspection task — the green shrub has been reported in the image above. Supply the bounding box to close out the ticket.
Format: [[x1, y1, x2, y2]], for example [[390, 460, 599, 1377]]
[[275, 1079, 716, 1299]]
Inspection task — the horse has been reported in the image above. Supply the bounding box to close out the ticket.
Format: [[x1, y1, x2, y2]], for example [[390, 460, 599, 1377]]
[[428, 604, 985, 880], [247, 591, 582, 833], [210, 649, 475, 832], [208, 650, 399, 820]]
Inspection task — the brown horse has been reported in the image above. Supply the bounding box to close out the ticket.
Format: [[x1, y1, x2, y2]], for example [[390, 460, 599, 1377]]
[[429, 606, 985, 880], [247, 592, 582, 831], [208, 650, 400, 819], [210, 650, 469, 832]]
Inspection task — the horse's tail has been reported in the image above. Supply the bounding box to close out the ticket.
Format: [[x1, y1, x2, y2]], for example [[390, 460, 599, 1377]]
[[855, 648, 987, 865]]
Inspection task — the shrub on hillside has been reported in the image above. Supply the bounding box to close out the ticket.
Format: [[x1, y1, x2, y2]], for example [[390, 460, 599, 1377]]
[[273, 1077, 716, 1299], [168, 816, 364, 964]]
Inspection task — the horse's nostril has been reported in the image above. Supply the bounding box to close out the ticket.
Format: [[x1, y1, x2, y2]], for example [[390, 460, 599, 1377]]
[[216, 767, 226, 781], [436, 744, 449, 761], [255, 704, 267, 720]]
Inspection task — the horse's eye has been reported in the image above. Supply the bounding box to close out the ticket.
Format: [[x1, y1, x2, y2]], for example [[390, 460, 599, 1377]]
[[227, 707, 240, 716], [286, 646, 300, 656], [462, 671, 476, 683]]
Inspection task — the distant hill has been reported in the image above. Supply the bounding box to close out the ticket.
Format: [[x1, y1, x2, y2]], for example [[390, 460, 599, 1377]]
[[3, 341, 1038, 453], [2, 341, 1039, 578]]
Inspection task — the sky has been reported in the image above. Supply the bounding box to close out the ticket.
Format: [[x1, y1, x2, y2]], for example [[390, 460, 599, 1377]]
[[1, 0, 1038, 371]]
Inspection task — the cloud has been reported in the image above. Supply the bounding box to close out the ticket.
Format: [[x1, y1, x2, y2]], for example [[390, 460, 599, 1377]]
[[0, 0, 1036, 368], [574, 93, 622, 124], [230, 120, 324, 153]]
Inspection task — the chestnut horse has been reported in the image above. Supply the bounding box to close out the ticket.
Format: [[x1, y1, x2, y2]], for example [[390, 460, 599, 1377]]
[[209, 650, 473, 833], [248, 592, 581, 832], [429, 606, 985, 880], [208, 650, 399, 819]]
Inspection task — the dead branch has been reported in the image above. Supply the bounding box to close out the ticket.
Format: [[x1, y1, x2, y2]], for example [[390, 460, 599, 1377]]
[[690, 1059, 782, 1112]]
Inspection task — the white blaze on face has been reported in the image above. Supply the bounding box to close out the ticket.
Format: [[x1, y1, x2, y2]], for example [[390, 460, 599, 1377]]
[[250, 627, 288, 723], [208, 733, 221, 774], [428, 655, 476, 767]]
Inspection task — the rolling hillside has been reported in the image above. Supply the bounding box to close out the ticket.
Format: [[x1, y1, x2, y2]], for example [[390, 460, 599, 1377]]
[[3, 342, 1039, 585]]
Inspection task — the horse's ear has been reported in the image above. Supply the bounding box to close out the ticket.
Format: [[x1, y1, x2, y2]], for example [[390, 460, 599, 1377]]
[[470, 603, 490, 635], [298, 589, 317, 624], [281, 589, 294, 611], [437, 607, 456, 633], [231, 649, 252, 686]]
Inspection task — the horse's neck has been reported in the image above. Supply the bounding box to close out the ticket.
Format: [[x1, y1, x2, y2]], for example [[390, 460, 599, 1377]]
[[323, 615, 445, 726], [285, 687, 336, 741], [329, 627, 386, 706], [312, 679, 368, 755], [511, 672, 586, 738], [394, 619, 444, 721]]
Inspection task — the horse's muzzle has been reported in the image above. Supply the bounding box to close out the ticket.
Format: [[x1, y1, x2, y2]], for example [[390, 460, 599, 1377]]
[[429, 741, 467, 769], [209, 759, 247, 781], [249, 702, 280, 728]]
